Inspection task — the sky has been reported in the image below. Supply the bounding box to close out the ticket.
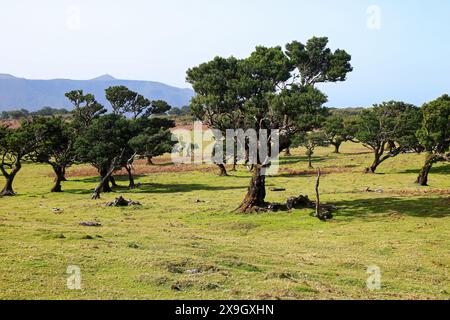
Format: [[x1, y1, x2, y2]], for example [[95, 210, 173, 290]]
[[0, 0, 449, 107]]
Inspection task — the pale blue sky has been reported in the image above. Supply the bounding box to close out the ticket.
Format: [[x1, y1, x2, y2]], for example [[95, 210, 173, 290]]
[[0, 0, 449, 107]]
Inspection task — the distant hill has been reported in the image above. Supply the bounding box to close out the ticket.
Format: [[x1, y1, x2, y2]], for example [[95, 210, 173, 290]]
[[0, 74, 194, 111]]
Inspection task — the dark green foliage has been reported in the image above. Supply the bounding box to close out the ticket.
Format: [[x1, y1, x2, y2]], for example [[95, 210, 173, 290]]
[[272, 85, 329, 133], [323, 116, 357, 153], [128, 118, 176, 161], [72, 87, 176, 195], [74, 114, 132, 173], [355, 101, 421, 173], [151, 100, 172, 115], [31, 107, 70, 117], [168, 105, 191, 117], [416, 94, 450, 154], [285, 37, 352, 86], [0, 107, 70, 120], [187, 37, 352, 212], [187, 56, 241, 130], [105, 86, 151, 117], [105, 86, 172, 119], [329, 107, 365, 118], [66, 90, 106, 132], [0, 119, 47, 195], [415, 94, 450, 185], [168, 107, 183, 116], [0, 109, 30, 120], [30, 117, 76, 192]]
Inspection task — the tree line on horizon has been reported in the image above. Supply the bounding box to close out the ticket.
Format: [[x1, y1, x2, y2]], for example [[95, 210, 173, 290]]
[[0, 105, 194, 120], [0, 107, 71, 120]]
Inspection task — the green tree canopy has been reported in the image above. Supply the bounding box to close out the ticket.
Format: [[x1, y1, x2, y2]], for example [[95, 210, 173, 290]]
[[66, 90, 106, 132], [355, 101, 421, 173], [415, 94, 450, 185], [0, 119, 47, 196], [285, 37, 352, 86], [322, 115, 357, 153], [187, 37, 352, 212], [74, 114, 133, 199], [30, 116, 76, 192]]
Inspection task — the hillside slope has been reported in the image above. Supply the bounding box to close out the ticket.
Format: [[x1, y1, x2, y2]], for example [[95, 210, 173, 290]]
[[0, 74, 194, 110]]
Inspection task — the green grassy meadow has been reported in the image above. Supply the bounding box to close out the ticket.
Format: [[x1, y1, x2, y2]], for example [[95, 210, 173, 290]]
[[0, 142, 449, 300]]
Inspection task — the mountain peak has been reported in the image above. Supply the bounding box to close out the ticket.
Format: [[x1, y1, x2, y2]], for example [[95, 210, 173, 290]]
[[91, 74, 116, 81], [0, 73, 17, 80]]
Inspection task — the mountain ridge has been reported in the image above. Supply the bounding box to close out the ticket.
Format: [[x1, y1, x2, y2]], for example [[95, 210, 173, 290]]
[[0, 74, 194, 111]]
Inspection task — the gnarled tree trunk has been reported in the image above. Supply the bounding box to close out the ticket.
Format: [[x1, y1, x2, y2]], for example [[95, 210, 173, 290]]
[[365, 143, 404, 174], [61, 166, 68, 181], [125, 165, 135, 189], [100, 169, 113, 193], [236, 165, 266, 213], [284, 147, 292, 156], [416, 154, 441, 186], [92, 149, 125, 199], [332, 142, 341, 154], [51, 165, 66, 192], [92, 168, 113, 199], [416, 162, 433, 186], [0, 162, 21, 196], [308, 154, 313, 169], [217, 164, 228, 176], [365, 151, 381, 173]]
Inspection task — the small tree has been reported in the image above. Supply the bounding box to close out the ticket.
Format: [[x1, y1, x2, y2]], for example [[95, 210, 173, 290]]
[[188, 56, 243, 177], [65, 90, 106, 132], [150, 100, 172, 116], [31, 117, 76, 192], [104, 86, 149, 186], [180, 106, 191, 115], [0, 120, 45, 196], [105, 87, 174, 185], [355, 101, 421, 173], [74, 114, 133, 199], [415, 94, 450, 185], [187, 37, 351, 212], [129, 118, 175, 165], [105, 86, 170, 119], [323, 115, 356, 153], [168, 107, 182, 116], [295, 132, 329, 168]]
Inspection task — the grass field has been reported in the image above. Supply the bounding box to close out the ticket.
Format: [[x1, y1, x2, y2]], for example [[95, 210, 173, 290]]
[[0, 142, 449, 300]]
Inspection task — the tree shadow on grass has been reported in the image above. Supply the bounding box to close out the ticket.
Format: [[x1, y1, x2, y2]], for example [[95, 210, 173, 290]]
[[132, 182, 246, 194], [398, 164, 450, 175], [69, 175, 137, 184], [335, 196, 450, 220], [279, 156, 326, 166], [64, 181, 246, 195], [340, 151, 372, 156], [275, 164, 360, 178]]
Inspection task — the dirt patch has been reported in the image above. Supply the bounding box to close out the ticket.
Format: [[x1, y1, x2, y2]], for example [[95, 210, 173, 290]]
[[389, 189, 450, 196], [0, 120, 20, 129], [280, 167, 356, 176], [64, 159, 219, 178]]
